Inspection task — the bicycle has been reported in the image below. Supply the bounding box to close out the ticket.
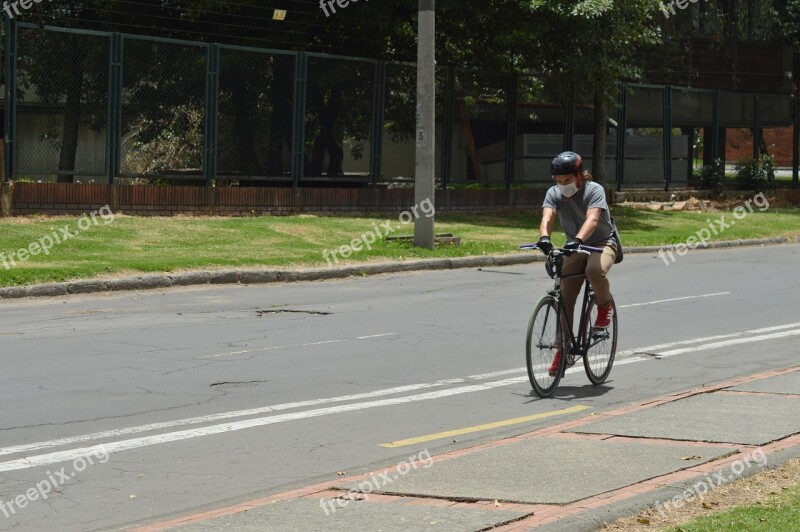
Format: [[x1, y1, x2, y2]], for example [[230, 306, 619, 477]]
[[519, 243, 618, 398]]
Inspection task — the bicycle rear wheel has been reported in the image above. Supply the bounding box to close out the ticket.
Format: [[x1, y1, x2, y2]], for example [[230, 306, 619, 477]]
[[582, 296, 617, 385], [526, 296, 567, 397]]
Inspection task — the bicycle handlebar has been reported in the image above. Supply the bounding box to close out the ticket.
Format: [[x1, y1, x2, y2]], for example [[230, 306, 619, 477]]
[[519, 243, 604, 254]]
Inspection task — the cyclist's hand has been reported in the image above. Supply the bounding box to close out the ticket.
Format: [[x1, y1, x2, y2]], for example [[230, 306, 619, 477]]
[[536, 236, 553, 255], [564, 238, 583, 251]]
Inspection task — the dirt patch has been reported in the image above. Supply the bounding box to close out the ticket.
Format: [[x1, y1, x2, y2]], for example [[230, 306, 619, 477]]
[[603, 457, 800, 530]]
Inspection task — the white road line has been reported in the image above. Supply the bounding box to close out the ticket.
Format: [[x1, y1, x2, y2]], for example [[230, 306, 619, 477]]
[[3, 323, 799, 470], [356, 333, 396, 340], [0, 376, 530, 473], [0, 367, 525, 458], [658, 329, 800, 358], [618, 292, 731, 308], [616, 322, 800, 356], [199, 333, 397, 359]]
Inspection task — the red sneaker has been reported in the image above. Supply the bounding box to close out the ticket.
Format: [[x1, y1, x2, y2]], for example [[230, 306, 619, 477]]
[[548, 351, 562, 377], [594, 303, 613, 329]]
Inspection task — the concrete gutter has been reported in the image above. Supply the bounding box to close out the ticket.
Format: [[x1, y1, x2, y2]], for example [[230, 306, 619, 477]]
[[0, 237, 797, 300]]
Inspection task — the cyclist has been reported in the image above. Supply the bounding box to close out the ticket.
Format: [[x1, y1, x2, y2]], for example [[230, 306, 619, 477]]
[[536, 151, 618, 376]]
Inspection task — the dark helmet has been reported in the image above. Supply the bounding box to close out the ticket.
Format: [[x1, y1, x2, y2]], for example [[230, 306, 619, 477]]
[[551, 151, 584, 175]]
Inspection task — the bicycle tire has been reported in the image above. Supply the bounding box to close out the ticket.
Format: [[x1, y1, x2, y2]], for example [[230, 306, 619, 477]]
[[526, 296, 567, 397], [582, 296, 617, 385]]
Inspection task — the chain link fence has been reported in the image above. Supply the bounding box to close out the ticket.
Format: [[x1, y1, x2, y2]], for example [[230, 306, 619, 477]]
[[4, 23, 797, 190], [305, 55, 374, 182], [120, 36, 207, 183], [15, 26, 109, 182], [217, 47, 296, 183]]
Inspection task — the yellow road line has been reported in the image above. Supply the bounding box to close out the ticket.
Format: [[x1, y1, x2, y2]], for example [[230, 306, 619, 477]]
[[378, 405, 591, 448]]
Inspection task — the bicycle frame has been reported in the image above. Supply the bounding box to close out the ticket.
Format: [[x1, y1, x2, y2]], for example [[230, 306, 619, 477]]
[[522, 244, 608, 359], [550, 273, 602, 359]]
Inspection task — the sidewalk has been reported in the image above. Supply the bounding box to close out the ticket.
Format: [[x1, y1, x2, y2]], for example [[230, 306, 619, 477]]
[[129, 365, 800, 532], [0, 237, 797, 300]]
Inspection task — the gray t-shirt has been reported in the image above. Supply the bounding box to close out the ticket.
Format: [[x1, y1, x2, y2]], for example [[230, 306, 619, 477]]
[[542, 181, 614, 245]]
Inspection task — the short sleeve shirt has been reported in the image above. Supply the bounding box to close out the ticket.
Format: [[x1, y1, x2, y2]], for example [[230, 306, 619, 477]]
[[542, 181, 614, 245]]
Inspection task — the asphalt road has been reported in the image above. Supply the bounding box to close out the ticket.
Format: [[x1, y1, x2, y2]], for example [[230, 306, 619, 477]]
[[0, 243, 798, 531]]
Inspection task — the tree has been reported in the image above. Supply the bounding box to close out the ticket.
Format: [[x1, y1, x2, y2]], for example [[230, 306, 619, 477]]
[[529, 0, 662, 183]]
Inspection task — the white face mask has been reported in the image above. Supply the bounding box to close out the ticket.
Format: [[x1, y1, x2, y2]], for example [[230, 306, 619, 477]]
[[558, 182, 579, 198]]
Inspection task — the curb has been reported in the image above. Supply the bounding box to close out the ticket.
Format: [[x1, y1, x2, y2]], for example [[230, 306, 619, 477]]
[[537, 443, 800, 532], [0, 236, 798, 300]]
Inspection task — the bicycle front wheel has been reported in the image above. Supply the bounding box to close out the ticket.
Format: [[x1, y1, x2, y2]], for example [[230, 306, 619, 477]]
[[582, 296, 617, 385], [526, 296, 566, 397]]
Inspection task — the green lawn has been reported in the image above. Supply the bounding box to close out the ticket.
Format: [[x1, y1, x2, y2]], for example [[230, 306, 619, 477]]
[[668, 482, 800, 531], [0, 206, 798, 287]]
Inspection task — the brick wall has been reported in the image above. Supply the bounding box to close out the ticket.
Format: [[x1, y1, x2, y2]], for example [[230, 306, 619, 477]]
[[7, 184, 547, 217], [725, 127, 795, 166]]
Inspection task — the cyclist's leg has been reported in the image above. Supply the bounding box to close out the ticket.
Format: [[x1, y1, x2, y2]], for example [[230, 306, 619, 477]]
[[560, 253, 588, 333], [585, 243, 617, 307]]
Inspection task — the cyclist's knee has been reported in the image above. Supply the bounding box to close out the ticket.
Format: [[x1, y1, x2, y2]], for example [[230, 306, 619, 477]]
[[585, 265, 606, 282]]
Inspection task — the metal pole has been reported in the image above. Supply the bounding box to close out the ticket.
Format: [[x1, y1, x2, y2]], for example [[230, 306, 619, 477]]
[[203, 44, 220, 187], [711, 90, 721, 172], [414, 0, 435, 249], [504, 71, 518, 190], [4, 16, 16, 182], [794, 53, 799, 189], [370, 61, 386, 187], [794, 91, 799, 189], [441, 66, 455, 190], [615, 83, 627, 192], [291, 53, 307, 189], [753, 95, 760, 160], [563, 83, 575, 152], [663, 85, 672, 191]]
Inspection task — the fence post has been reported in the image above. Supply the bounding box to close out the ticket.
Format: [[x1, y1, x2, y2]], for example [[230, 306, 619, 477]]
[[663, 85, 672, 191], [794, 88, 799, 189], [370, 60, 386, 187], [615, 83, 627, 192], [563, 82, 575, 152], [204, 43, 220, 187], [753, 95, 760, 160], [441, 66, 455, 189], [505, 71, 518, 190], [107, 32, 123, 185], [711, 90, 721, 168], [4, 17, 16, 183], [291, 52, 307, 189], [794, 52, 799, 189]]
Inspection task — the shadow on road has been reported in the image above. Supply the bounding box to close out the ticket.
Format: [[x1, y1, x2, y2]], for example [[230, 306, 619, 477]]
[[518, 383, 615, 403]]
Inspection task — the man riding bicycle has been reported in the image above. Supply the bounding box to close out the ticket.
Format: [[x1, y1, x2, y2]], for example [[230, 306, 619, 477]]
[[536, 151, 619, 376]]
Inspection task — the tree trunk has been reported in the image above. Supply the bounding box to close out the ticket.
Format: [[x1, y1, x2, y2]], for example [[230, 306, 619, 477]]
[[592, 90, 607, 183], [265, 55, 294, 178], [310, 86, 344, 177], [231, 84, 261, 176], [58, 47, 85, 184]]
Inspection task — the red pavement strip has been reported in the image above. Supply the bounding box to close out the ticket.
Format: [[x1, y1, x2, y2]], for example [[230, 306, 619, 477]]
[[129, 365, 800, 531]]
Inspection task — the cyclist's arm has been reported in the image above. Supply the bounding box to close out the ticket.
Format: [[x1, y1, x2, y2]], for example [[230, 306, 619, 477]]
[[540, 207, 557, 237], [575, 207, 602, 241]]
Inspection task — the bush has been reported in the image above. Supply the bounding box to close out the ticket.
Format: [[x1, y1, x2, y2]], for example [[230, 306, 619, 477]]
[[734, 155, 776, 192], [700, 158, 724, 191]]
